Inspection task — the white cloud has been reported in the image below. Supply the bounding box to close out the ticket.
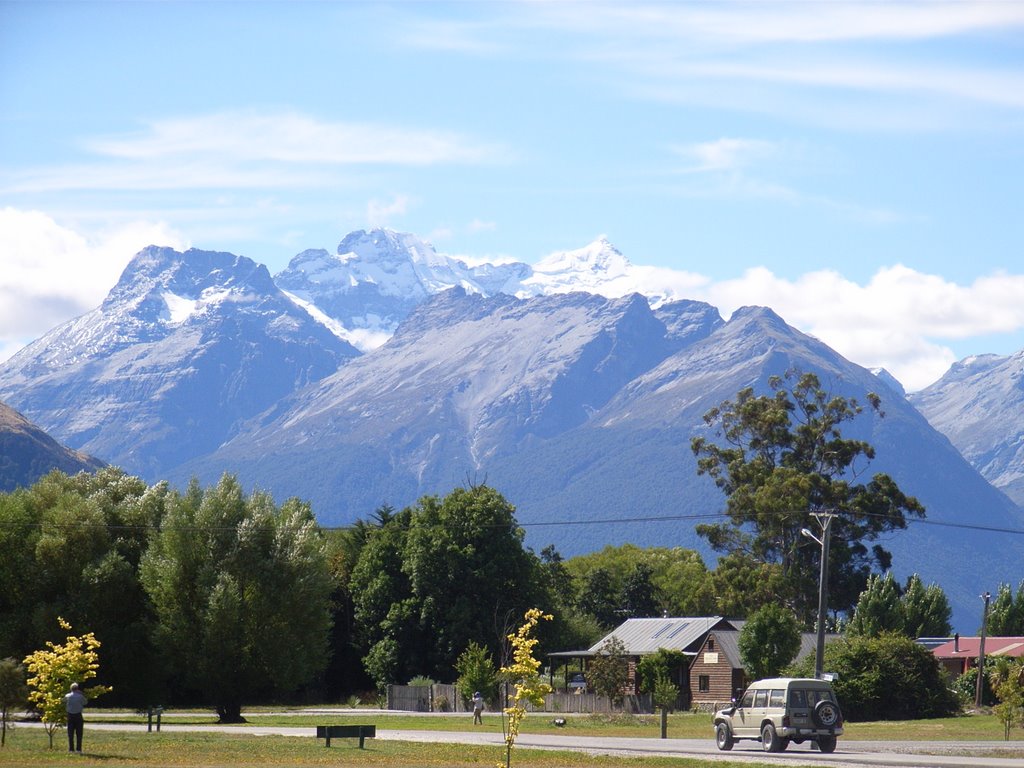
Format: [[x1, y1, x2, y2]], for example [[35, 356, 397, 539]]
[[2, 111, 508, 196], [530, 2, 1024, 46], [700, 265, 1024, 391], [671, 138, 775, 174], [367, 195, 411, 228], [0, 208, 188, 362], [86, 111, 503, 166]]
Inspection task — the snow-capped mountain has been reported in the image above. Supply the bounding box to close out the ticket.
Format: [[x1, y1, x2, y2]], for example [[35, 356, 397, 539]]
[[2, 227, 1021, 630], [0, 399, 105, 492], [272, 229, 697, 351], [274, 229, 531, 350], [910, 351, 1024, 506], [0, 246, 359, 477], [168, 288, 1023, 631]]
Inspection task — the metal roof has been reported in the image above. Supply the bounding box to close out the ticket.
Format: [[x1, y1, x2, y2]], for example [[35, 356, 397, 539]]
[[932, 636, 1024, 658], [586, 617, 733, 655]]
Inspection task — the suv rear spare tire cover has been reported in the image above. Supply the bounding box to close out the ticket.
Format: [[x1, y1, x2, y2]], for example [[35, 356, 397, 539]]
[[813, 699, 841, 728]]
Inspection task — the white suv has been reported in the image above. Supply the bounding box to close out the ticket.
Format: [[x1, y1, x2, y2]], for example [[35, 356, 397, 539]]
[[713, 677, 843, 753]]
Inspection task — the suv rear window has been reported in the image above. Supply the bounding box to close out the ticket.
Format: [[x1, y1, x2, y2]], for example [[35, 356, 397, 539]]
[[769, 689, 785, 707], [754, 690, 769, 707], [791, 688, 835, 707]]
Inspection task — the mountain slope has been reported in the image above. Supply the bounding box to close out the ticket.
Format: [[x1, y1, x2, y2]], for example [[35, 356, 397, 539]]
[[0, 246, 359, 478], [171, 288, 723, 509], [171, 292, 1022, 630], [910, 351, 1024, 506], [492, 305, 1024, 628], [0, 400, 105, 492]]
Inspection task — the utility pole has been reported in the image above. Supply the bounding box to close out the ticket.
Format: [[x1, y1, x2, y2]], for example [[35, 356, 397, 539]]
[[975, 591, 991, 709], [801, 511, 836, 680]]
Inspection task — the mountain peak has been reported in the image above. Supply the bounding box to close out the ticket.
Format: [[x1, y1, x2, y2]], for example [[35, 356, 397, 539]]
[[336, 228, 441, 267], [533, 236, 631, 277]]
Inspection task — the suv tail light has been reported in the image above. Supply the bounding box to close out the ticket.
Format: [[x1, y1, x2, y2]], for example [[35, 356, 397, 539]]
[[781, 715, 790, 728]]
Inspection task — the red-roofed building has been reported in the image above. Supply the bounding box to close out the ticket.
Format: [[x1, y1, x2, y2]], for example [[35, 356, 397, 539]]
[[932, 635, 1024, 678]]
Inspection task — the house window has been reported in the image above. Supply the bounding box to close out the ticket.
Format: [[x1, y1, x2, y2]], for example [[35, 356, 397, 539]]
[[707, 638, 715, 651], [698, 675, 710, 692]]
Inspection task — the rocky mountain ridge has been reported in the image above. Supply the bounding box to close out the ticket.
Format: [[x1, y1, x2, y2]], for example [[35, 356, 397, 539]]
[[0, 400, 105, 492], [0, 229, 1020, 630]]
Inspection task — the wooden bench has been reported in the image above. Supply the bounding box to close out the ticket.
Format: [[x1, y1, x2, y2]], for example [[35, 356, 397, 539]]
[[315, 724, 376, 748]]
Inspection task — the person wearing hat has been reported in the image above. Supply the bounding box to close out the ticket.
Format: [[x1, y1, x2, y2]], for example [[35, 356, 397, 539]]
[[472, 691, 484, 724], [64, 682, 87, 753]]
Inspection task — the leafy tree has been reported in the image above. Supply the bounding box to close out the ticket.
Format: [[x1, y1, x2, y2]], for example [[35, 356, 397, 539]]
[[351, 486, 548, 689], [620, 562, 661, 619], [575, 567, 621, 629], [499, 609, 552, 768], [847, 572, 903, 636], [848, 573, 951, 638], [738, 604, 801, 680], [0, 657, 28, 747], [23, 618, 111, 748], [587, 636, 628, 704], [636, 648, 688, 697], [0, 469, 169, 706], [350, 508, 414, 689], [528, 546, 601, 658], [654, 675, 680, 739], [709, 553, 788, 619], [987, 581, 1024, 636], [139, 475, 333, 722], [321, 506, 396, 698], [952, 659, 997, 707], [565, 544, 716, 625], [455, 641, 498, 707], [990, 659, 1024, 740], [691, 371, 925, 623], [901, 574, 952, 638], [790, 632, 957, 720]]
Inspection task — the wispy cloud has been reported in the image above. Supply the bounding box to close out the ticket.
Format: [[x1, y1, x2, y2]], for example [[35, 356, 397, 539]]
[[534, 2, 1024, 45], [86, 111, 503, 165], [424, 2, 1024, 131], [367, 195, 412, 228], [3, 111, 508, 195], [670, 138, 776, 174]]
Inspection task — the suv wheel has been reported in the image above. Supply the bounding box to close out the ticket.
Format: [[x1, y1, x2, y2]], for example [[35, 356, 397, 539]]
[[813, 699, 841, 728], [715, 722, 734, 751], [817, 735, 837, 753], [761, 722, 788, 752]]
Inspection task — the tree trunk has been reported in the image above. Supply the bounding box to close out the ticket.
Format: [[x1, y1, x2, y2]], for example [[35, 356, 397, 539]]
[[660, 707, 667, 739], [216, 703, 246, 723]]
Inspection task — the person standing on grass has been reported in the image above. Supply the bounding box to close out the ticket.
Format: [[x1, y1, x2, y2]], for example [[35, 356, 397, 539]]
[[64, 682, 87, 753], [472, 691, 484, 724]]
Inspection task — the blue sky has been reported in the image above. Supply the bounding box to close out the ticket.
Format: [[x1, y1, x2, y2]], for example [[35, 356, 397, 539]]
[[2, 1, 1023, 390]]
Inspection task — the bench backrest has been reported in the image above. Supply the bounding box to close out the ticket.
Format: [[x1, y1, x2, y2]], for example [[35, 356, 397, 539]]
[[316, 725, 376, 738]]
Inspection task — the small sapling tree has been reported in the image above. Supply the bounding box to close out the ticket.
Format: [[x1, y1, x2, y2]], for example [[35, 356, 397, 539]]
[[23, 618, 111, 749], [499, 608, 552, 768]]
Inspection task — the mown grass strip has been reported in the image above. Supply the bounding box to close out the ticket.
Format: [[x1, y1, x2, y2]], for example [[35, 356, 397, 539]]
[[0, 728, 778, 768], [85, 708, 1024, 741]]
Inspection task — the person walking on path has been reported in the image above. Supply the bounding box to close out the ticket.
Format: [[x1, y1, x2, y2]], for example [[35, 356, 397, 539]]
[[472, 691, 484, 725], [64, 682, 87, 753]]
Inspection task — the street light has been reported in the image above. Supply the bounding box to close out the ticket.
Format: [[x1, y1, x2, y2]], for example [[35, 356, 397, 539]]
[[801, 512, 836, 680]]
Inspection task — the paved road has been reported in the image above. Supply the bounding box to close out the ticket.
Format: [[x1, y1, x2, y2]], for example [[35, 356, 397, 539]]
[[50, 719, 1024, 768]]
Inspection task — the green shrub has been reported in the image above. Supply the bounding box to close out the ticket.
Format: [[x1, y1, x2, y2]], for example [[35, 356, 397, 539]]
[[790, 632, 958, 721]]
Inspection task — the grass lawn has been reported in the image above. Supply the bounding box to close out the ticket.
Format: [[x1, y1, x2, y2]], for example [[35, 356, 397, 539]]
[[0, 729, 777, 768], [88, 707, 1024, 741]]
